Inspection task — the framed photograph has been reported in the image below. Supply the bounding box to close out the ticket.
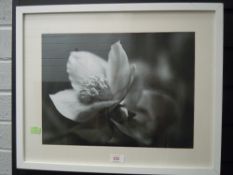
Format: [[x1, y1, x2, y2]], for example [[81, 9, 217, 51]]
[[14, 3, 223, 175]]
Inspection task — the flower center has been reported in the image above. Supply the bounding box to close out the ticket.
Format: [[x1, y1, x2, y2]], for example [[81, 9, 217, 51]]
[[79, 76, 113, 104]]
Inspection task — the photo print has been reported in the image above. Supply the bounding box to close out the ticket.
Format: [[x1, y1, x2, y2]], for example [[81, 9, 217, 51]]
[[42, 33, 195, 148]]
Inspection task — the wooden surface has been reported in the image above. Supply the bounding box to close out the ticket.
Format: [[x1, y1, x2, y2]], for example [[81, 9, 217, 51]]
[[12, 0, 233, 175]]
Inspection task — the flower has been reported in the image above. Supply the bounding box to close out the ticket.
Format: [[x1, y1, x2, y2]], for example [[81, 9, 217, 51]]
[[49, 41, 135, 123], [46, 41, 179, 146]]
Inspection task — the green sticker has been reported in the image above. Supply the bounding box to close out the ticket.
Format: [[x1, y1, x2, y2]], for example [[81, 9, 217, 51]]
[[30, 127, 41, 134]]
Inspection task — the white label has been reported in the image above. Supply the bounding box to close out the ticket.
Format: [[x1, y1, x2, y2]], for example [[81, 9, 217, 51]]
[[110, 154, 125, 163]]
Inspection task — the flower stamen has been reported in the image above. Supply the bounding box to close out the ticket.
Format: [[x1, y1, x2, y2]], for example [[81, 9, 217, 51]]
[[79, 76, 113, 104]]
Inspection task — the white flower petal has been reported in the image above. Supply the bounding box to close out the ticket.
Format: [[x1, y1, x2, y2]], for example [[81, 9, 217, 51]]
[[67, 51, 107, 91], [49, 89, 88, 122], [113, 65, 136, 101], [50, 89, 118, 123], [107, 41, 131, 97]]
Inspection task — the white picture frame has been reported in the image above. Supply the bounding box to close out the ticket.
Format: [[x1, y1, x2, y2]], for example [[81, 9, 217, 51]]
[[15, 3, 223, 175]]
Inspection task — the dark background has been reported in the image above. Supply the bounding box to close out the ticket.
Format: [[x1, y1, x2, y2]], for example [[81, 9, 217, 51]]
[[12, 0, 233, 175]]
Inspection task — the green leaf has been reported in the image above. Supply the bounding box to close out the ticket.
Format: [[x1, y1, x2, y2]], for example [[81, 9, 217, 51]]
[[69, 113, 113, 144], [111, 118, 152, 146], [71, 127, 113, 144]]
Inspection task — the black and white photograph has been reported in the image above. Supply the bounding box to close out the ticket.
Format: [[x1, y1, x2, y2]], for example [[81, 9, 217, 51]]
[[42, 33, 195, 148]]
